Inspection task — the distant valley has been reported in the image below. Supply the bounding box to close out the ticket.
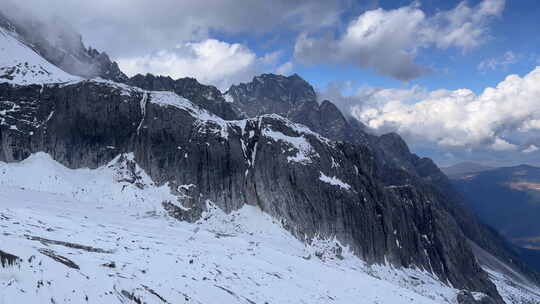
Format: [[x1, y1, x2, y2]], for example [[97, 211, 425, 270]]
[[444, 163, 540, 269]]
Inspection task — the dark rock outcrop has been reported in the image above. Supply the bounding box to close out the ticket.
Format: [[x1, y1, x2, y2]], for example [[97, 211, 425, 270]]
[[0, 249, 21, 268], [127, 73, 238, 120], [226, 74, 371, 146], [226, 73, 317, 118], [38, 248, 80, 269]]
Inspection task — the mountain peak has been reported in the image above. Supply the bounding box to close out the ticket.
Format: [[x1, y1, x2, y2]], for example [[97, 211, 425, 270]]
[[251, 72, 307, 83], [319, 99, 338, 108], [226, 73, 316, 118]]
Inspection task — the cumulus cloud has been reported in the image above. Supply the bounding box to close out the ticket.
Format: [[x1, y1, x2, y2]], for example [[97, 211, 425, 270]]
[[478, 51, 519, 71], [523, 145, 539, 153], [275, 61, 294, 76], [118, 39, 289, 90], [319, 82, 430, 115], [348, 66, 540, 152], [294, 0, 505, 80]]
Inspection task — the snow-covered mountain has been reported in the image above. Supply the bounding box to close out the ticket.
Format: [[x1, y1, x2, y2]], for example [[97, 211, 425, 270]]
[[1, 153, 539, 304], [1, 7, 540, 304]]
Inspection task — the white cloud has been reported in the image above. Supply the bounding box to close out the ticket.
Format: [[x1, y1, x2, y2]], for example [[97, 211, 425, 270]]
[[275, 61, 294, 75], [424, 0, 505, 50], [319, 82, 431, 115], [294, 0, 505, 80], [489, 138, 518, 151], [520, 120, 540, 131], [118, 39, 290, 90], [260, 51, 283, 66], [346, 66, 540, 151], [523, 145, 539, 153], [3, 0, 349, 58], [478, 51, 519, 71]]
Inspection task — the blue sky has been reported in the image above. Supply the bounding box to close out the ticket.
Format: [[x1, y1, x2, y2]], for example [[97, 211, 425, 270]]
[[14, 0, 540, 167], [251, 0, 539, 95]]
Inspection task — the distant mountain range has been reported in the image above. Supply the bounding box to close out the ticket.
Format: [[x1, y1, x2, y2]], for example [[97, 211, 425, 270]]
[[449, 164, 540, 248], [447, 163, 540, 272], [441, 162, 495, 179]]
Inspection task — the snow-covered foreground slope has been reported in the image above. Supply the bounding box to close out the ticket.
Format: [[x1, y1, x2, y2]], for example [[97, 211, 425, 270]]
[[0, 28, 79, 85], [0, 154, 538, 304]]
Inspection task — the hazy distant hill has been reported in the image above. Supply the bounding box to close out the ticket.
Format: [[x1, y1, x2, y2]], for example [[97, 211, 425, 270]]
[[450, 165, 540, 272], [451, 165, 540, 248], [441, 162, 494, 179]]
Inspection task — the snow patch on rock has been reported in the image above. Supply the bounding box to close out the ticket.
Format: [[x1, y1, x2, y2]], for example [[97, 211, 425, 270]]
[[319, 172, 351, 190], [263, 127, 319, 164], [223, 93, 234, 103], [149, 90, 230, 139]]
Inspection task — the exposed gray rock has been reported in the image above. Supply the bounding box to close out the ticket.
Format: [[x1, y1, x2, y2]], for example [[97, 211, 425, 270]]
[[226, 73, 317, 119], [0, 249, 21, 268], [38, 248, 80, 269], [128, 73, 238, 120], [25, 235, 114, 254], [226, 75, 372, 148]]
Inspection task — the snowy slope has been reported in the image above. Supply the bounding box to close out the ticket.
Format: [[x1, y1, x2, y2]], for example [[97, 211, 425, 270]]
[[0, 153, 539, 304], [0, 28, 79, 85]]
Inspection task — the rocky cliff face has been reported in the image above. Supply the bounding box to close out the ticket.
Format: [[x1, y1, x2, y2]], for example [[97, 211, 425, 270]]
[[127, 73, 238, 120], [226, 74, 372, 145], [0, 80, 504, 302], [226, 74, 316, 118], [225, 74, 540, 298], [224, 75, 540, 283]]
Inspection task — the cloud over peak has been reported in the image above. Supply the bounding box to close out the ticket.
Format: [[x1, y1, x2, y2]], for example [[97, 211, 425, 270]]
[[118, 39, 290, 91]]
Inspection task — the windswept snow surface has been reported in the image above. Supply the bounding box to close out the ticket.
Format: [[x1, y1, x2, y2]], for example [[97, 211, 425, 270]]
[[0, 153, 538, 304], [483, 268, 540, 304], [0, 28, 80, 85], [0, 152, 178, 213]]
